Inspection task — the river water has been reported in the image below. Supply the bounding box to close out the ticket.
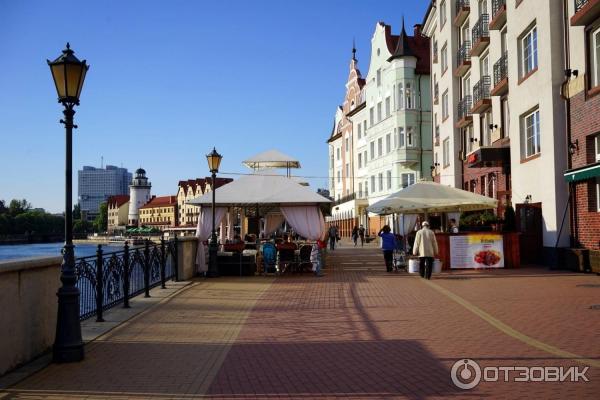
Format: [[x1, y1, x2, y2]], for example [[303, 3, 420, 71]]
[[0, 242, 129, 261]]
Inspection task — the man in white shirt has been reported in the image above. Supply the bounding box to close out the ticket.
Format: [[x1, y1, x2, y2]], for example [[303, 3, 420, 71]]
[[413, 221, 439, 280]]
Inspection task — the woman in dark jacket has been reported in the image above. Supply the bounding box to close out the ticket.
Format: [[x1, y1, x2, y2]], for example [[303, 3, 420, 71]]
[[378, 225, 397, 272]]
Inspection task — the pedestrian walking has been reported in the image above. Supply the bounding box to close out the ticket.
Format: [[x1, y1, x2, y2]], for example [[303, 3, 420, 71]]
[[351, 226, 359, 247], [328, 225, 338, 250], [358, 224, 365, 247], [378, 225, 397, 272], [413, 221, 438, 280]]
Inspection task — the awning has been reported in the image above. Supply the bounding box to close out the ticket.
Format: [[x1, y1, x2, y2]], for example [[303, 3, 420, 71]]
[[467, 146, 510, 168], [564, 162, 600, 182]]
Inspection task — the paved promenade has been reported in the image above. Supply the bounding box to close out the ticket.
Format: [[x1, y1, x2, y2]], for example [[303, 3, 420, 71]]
[[2, 245, 599, 399]]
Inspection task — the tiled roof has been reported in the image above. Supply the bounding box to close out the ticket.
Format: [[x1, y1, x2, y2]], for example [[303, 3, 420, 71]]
[[139, 195, 177, 209], [107, 195, 129, 208]]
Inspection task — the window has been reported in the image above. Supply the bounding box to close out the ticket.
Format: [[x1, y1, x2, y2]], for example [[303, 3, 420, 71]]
[[401, 173, 415, 188], [378, 173, 383, 191], [596, 134, 600, 161], [376, 68, 382, 86], [398, 127, 405, 148], [364, 150, 368, 166], [357, 123, 362, 139], [501, 97, 509, 138], [370, 141, 375, 160], [337, 171, 341, 183], [358, 153, 362, 169], [377, 102, 382, 122], [369, 107, 374, 126], [385, 96, 391, 117], [387, 171, 392, 189], [330, 153, 334, 168], [522, 108, 540, 158], [398, 83, 404, 110], [365, 180, 369, 197], [521, 25, 538, 77], [407, 127, 414, 147], [443, 138, 450, 167], [591, 26, 600, 88], [363, 121, 367, 135], [406, 83, 414, 109], [377, 137, 383, 157], [386, 133, 391, 153], [440, 0, 447, 27], [358, 182, 363, 198], [345, 137, 349, 152], [481, 112, 492, 146], [441, 43, 448, 72], [442, 90, 449, 120], [345, 163, 349, 178], [371, 176, 375, 192]]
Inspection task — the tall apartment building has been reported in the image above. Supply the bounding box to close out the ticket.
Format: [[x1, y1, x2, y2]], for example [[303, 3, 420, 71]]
[[78, 165, 131, 221], [424, 0, 569, 263], [565, 0, 600, 253], [327, 21, 431, 236]]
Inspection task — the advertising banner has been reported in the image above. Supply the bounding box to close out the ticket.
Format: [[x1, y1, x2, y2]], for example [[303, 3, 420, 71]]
[[449, 234, 504, 269]]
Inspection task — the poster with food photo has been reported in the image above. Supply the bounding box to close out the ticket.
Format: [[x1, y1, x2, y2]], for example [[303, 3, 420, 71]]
[[449, 234, 504, 269]]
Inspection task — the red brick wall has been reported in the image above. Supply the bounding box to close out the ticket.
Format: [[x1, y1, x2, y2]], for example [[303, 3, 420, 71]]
[[569, 91, 600, 249], [462, 162, 510, 216]]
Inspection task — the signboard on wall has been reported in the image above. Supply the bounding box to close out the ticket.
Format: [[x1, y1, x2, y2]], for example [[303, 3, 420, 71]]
[[449, 234, 504, 269]]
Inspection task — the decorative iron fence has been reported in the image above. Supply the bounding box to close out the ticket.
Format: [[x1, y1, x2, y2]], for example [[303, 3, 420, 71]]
[[458, 95, 473, 120], [492, 0, 506, 18], [472, 14, 490, 45], [76, 238, 178, 321], [473, 76, 491, 106], [457, 41, 471, 68], [493, 52, 508, 87], [575, 0, 589, 13]]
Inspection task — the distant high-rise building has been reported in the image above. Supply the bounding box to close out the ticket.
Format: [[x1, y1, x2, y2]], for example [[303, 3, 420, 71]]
[[78, 165, 132, 221], [128, 168, 152, 226]]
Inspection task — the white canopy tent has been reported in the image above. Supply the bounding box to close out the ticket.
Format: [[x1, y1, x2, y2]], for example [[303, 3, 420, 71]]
[[187, 174, 330, 272], [367, 181, 498, 215], [242, 149, 301, 177]]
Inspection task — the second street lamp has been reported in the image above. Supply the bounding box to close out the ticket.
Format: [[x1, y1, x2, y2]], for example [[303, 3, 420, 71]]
[[47, 43, 89, 363], [206, 148, 222, 278]]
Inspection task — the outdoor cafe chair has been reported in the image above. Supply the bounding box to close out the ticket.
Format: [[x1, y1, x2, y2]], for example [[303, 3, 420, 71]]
[[261, 242, 277, 275], [298, 244, 313, 273], [277, 248, 296, 274]]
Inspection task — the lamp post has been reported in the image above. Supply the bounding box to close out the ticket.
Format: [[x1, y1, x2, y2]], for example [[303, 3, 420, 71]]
[[47, 43, 89, 363], [206, 148, 223, 278]]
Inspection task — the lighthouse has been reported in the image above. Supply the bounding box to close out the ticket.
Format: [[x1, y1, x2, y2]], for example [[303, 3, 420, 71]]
[[128, 168, 151, 226]]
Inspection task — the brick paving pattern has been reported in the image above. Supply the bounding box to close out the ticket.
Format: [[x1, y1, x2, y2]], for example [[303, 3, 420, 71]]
[[2, 247, 599, 399]]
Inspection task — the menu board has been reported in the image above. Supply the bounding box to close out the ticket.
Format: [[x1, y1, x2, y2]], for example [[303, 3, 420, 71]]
[[449, 234, 504, 269]]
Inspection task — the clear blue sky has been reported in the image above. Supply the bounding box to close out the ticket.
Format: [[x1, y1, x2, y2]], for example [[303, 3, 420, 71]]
[[0, 0, 429, 213]]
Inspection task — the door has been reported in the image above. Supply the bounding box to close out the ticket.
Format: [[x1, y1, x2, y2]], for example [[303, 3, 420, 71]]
[[516, 202, 543, 265]]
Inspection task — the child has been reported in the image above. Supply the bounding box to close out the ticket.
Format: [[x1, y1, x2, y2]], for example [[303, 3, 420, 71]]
[[311, 240, 324, 277]]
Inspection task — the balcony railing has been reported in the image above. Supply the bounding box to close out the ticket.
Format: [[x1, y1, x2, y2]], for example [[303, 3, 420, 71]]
[[472, 14, 490, 46], [575, 0, 589, 13], [458, 95, 473, 121], [434, 82, 439, 104], [455, 41, 471, 76], [493, 52, 508, 87], [473, 76, 490, 105], [332, 192, 356, 206], [492, 0, 506, 17], [455, 0, 470, 26], [76, 239, 177, 321]]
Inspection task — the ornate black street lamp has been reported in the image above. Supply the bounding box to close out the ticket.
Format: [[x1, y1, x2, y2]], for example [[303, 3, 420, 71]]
[[206, 148, 222, 278], [47, 43, 89, 363]]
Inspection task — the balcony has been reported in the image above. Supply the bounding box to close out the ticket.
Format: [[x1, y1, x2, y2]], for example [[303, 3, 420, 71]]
[[456, 95, 473, 128], [472, 76, 491, 114], [454, 41, 472, 77], [470, 14, 490, 56], [434, 83, 439, 105], [491, 52, 508, 96], [490, 0, 507, 30], [571, 0, 600, 26], [454, 0, 470, 26]]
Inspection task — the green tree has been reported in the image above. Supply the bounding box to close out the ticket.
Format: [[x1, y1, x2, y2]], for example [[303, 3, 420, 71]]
[[73, 219, 93, 234], [93, 202, 108, 233], [8, 199, 32, 216], [73, 203, 81, 220], [0, 200, 7, 215]]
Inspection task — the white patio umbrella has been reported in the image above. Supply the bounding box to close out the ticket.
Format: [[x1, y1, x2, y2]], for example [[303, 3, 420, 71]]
[[367, 180, 497, 215]]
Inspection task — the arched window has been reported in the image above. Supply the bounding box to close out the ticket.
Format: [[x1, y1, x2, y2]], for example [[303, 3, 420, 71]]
[[405, 83, 413, 109]]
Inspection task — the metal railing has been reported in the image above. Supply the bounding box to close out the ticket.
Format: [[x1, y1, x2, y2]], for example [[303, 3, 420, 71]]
[[473, 76, 491, 106], [458, 95, 473, 120], [456, 0, 470, 14], [332, 192, 356, 206], [492, 0, 506, 18], [472, 14, 490, 45], [457, 41, 471, 68], [435, 125, 440, 146], [434, 82, 439, 102], [76, 238, 178, 321], [433, 42, 438, 63], [493, 52, 508, 87], [575, 0, 589, 13]]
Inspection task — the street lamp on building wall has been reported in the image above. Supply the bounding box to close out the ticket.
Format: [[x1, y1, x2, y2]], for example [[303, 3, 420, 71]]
[[47, 43, 89, 362], [206, 148, 223, 278]]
